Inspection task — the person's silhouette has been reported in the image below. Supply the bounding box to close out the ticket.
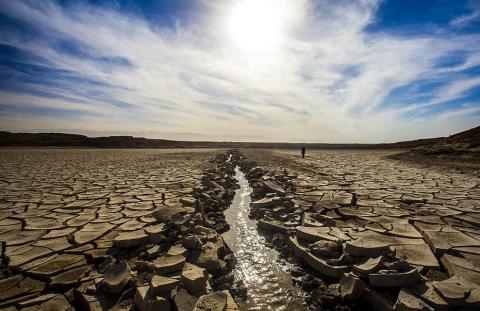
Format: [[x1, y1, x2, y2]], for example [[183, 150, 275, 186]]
[[301, 146, 305, 158]]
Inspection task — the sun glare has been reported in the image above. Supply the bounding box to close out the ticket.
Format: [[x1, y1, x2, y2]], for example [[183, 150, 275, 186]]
[[228, 0, 290, 52]]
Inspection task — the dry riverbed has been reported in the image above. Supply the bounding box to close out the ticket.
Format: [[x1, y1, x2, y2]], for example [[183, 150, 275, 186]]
[[0, 148, 479, 311]]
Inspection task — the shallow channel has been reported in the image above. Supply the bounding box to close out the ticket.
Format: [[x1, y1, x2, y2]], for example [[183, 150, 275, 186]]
[[223, 166, 307, 311]]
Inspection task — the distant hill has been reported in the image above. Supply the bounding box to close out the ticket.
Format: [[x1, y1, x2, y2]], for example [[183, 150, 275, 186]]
[[0, 132, 186, 148], [391, 125, 480, 164], [413, 125, 480, 156], [0, 131, 442, 149]]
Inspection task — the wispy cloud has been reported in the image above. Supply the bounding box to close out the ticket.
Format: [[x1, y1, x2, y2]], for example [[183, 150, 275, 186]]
[[450, 0, 480, 29], [0, 0, 479, 142], [451, 11, 480, 28], [399, 76, 480, 112]]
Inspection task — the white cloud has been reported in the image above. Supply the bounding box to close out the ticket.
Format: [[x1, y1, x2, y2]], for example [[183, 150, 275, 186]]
[[399, 76, 480, 112], [0, 0, 479, 142], [450, 10, 480, 28]]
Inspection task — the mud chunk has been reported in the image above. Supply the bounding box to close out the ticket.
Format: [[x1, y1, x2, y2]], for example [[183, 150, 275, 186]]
[[0, 275, 44, 305], [134, 260, 155, 272], [174, 288, 198, 311], [369, 265, 420, 287], [182, 235, 203, 250], [102, 260, 131, 294], [193, 291, 227, 311], [113, 229, 148, 248], [167, 244, 189, 257], [432, 276, 478, 307], [296, 226, 350, 243], [345, 238, 391, 257], [440, 253, 480, 284], [353, 256, 384, 274], [180, 197, 197, 207], [339, 272, 365, 301], [193, 226, 218, 241], [303, 252, 350, 279], [27, 254, 86, 278], [145, 223, 167, 244], [257, 220, 287, 234], [49, 265, 90, 287], [309, 240, 341, 258], [154, 205, 188, 223], [223, 290, 239, 311], [73, 223, 113, 245], [250, 196, 280, 209], [150, 275, 179, 296], [154, 254, 186, 274], [409, 282, 448, 310], [386, 224, 422, 239], [84, 248, 114, 263], [134, 286, 170, 311], [146, 245, 161, 258], [363, 286, 395, 311], [422, 230, 480, 255], [332, 191, 353, 205], [262, 179, 285, 195], [394, 244, 439, 268], [394, 288, 434, 311], [17, 293, 57, 308], [181, 263, 208, 294], [193, 241, 226, 274], [1, 229, 45, 246], [20, 294, 73, 311], [7, 246, 53, 269]]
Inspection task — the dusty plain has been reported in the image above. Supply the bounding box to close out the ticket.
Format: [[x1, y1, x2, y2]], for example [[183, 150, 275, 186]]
[[0, 148, 479, 310]]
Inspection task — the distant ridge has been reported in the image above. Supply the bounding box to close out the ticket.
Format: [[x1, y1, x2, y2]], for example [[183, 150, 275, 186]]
[[390, 125, 480, 164], [0, 131, 442, 149], [411, 125, 480, 157], [0, 132, 185, 148]]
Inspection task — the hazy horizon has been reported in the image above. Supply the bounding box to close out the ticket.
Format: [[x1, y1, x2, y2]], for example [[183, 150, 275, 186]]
[[1, 127, 454, 144], [1, 0, 480, 143]]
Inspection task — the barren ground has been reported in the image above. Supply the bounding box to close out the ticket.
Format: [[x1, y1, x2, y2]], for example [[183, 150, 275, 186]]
[[0, 149, 224, 310], [1, 148, 479, 310], [243, 148, 480, 309]]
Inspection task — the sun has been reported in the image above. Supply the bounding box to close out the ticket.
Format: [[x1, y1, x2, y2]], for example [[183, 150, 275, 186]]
[[227, 0, 290, 52]]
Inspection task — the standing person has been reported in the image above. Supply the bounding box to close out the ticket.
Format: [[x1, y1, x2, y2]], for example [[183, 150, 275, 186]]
[[301, 146, 306, 158]]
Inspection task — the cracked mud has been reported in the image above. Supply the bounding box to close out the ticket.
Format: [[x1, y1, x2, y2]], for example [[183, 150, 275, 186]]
[[0, 148, 479, 311]]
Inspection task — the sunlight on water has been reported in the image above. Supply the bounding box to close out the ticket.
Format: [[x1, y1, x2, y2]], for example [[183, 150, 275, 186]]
[[223, 167, 307, 311]]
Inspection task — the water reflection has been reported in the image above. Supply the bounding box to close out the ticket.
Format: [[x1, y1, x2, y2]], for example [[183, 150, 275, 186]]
[[223, 167, 307, 311]]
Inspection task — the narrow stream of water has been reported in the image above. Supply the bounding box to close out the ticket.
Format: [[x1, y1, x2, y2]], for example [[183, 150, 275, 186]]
[[223, 166, 307, 311]]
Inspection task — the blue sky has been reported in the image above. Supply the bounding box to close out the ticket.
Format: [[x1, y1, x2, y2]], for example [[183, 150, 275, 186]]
[[0, 0, 479, 142]]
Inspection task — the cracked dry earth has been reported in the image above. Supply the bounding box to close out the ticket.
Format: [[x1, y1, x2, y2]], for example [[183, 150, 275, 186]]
[[0, 149, 240, 311], [242, 149, 480, 310], [1, 148, 480, 311]]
